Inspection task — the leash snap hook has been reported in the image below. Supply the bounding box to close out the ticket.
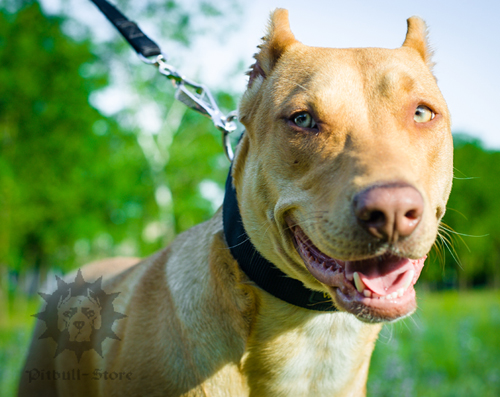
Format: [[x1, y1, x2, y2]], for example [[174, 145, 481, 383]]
[[220, 111, 238, 161], [138, 53, 183, 86], [175, 82, 237, 161], [105, 4, 238, 162]]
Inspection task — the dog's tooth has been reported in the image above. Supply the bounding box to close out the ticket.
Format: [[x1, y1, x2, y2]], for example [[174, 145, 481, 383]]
[[397, 288, 405, 298], [353, 272, 365, 293], [379, 295, 386, 300], [404, 269, 415, 290], [363, 290, 372, 298]]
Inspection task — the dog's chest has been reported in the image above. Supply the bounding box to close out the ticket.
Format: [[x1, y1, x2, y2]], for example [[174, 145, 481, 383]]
[[244, 311, 378, 396]]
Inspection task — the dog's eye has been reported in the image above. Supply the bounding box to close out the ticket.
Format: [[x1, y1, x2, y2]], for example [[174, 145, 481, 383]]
[[292, 112, 317, 129], [414, 105, 435, 123]]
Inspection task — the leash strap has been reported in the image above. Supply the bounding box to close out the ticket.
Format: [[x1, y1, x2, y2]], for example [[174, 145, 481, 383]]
[[222, 167, 338, 312], [89, 0, 237, 161], [90, 0, 161, 58]]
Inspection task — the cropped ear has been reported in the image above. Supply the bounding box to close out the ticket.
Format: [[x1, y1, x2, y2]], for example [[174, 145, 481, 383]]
[[58, 288, 72, 308], [248, 8, 299, 88], [402, 16, 434, 70]]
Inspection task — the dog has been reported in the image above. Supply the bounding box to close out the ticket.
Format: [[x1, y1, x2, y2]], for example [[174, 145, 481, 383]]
[[19, 9, 453, 396], [57, 288, 102, 343]]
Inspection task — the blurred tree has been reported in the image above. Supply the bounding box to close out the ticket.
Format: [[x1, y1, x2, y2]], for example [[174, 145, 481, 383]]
[[0, 0, 239, 288], [441, 135, 500, 289], [0, 2, 156, 278], [422, 134, 500, 289]]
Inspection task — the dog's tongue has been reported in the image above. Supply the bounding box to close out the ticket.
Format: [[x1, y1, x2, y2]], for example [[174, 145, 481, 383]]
[[346, 256, 421, 295]]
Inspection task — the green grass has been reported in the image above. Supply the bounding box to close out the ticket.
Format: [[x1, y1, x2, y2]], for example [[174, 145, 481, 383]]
[[0, 294, 38, 397], [368, 289, 500, 397], [1, 290, 499, 396]]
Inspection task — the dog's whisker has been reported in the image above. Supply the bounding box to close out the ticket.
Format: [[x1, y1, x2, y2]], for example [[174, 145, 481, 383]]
[[452, 166, 477, 180], [409, 310, 422, 331], [431, 237, 446, 268], [444, 207, 469, 220], [438, 233, 464, 270], [439, 222, 474, 254], [439, 223, 487, 239]]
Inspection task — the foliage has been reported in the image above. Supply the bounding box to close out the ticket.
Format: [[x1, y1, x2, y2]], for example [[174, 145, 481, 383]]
[[0, 2, 159, 275], [0, 295, 38, 397], [0, 1, 236, 279], [425, 134, 500, 289]]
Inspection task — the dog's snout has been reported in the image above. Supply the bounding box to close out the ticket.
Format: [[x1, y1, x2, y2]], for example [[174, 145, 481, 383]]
[[354, 184, 424, 242], [74, 321, 85, 330]]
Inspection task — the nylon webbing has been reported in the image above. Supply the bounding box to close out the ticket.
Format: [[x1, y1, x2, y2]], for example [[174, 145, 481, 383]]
[[90, 0, 162, 57]]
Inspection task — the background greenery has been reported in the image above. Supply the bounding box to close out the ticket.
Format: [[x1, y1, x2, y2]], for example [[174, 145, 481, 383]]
[[0, 1, 498, 396]]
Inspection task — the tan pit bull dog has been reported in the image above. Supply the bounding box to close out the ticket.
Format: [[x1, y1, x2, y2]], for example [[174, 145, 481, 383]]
[[19, 9, 453, 397]]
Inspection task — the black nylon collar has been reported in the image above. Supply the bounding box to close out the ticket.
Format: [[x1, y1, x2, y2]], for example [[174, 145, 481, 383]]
[[222, 167, 337, 312]]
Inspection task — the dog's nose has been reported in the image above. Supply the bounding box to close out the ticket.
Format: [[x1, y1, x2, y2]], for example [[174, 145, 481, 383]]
[[74, 321, 84, 330], [354, 184, 424, 242]]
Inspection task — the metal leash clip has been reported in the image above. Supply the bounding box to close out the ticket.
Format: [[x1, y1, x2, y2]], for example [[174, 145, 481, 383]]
[[139, 54, 237, 161]]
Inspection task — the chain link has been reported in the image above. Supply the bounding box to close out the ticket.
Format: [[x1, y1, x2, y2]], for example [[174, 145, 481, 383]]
[[138, 54, 237, 161]]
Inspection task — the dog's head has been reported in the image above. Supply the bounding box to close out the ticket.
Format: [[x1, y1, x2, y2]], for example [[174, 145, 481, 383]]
[[57, 288, 102, 342], [235, 9, 453, 322]]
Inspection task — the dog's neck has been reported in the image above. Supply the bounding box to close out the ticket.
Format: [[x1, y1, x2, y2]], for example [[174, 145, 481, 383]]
[[241, 301, 381, 395], [222, 165, 337, 312]]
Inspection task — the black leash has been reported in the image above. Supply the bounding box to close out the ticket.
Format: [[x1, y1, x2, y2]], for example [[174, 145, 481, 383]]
[[90, 0, 161, 58], [90, 0, 336, 312]]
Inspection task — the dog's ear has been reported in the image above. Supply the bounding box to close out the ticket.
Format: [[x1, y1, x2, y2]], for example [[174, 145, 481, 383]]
[[87, 288, 101, 307], [402, 16, 434, 70], [248, 8, 298, 88], [58, 288, 72, 308]]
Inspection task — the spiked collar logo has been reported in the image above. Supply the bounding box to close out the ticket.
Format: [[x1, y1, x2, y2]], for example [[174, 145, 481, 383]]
[[34, 269, 126, 362]]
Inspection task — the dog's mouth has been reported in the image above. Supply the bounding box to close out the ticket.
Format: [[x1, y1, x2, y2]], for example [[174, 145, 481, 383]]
[[289, 224, 425, 322]]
